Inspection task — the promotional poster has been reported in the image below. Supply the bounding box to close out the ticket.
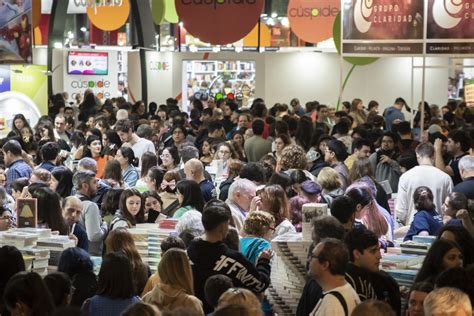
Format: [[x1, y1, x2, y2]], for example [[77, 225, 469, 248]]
[[342, 0, 424, 55], [0, 0, 33, 63], [426, 0, 474, 54]]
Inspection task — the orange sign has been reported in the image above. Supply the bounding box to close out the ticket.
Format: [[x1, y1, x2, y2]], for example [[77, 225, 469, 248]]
[[87, 0, 130, 31], [288, 0, 340, 43], [175, 0, 264, 45]]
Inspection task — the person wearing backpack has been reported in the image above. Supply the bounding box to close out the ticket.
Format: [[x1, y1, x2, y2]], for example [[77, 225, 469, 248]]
[[308, 238, 360, 316]]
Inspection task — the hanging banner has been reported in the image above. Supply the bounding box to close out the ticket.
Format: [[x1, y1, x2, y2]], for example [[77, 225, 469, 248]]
[[0, 0, 33, 63], [341, 0, 424, 56], [175, 0, 264, 45], [426, 0, 474, 54], [288, 0, 340, 44]]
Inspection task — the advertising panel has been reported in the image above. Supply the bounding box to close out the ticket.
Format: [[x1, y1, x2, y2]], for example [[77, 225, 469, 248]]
[[426, 0, 474, 54], [341, 0, 424, 55], [0, 0, 33, 63], [466, 79, 474, 107], [0, 64, 47, 136], [68, 51, 109, 75], [288, 0, 340, 44], [64, 50, 118, 102]]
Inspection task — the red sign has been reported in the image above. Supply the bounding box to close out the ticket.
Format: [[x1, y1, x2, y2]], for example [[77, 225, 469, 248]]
[[175, 0, 264, 45], [288, 0, 340, 44]]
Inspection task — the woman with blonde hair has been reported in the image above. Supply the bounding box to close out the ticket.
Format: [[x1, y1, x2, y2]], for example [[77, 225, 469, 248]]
[[257, 185, 296, 238], [105, 228, 150, 296], [240, 211, 275, 264], [217, 288, 263, 316], [317, 167, 344, 208], [143, 248, 204, 315]]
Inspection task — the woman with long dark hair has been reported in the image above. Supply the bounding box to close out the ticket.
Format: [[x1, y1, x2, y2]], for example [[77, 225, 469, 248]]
[[173, 180, 205, 218], [414, 239, 463, 284], [81, 252, 140, 315], [3, 272, 55, 316], [82, 135, 111, 179], [110, 189, 145, 230], [32, 187, 68, 235], [8, 113, 31, 138], [78, 92, 98, 123], [51, 166, 74, 198], [105, 228, 150, 295]]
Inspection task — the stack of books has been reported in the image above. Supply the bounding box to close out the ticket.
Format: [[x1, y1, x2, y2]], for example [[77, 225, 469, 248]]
[[0, 231, 38, 248], [268, 233, 312, 316], [129, 223, 177, 273], [20, 247, 50, 277], [400, 240, 432, 255], [36, 236, 75, 266], [384, 269, 418, 288], [381, 253, 425, 270]]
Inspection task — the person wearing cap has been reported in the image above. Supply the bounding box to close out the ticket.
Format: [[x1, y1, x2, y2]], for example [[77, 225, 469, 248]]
[[299, 180, 322, 203]]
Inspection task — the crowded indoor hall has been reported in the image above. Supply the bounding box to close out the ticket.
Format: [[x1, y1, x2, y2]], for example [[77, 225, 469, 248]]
[[1, 0, 474, 315]]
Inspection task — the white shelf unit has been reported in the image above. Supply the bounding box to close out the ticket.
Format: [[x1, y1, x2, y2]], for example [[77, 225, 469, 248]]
[[182, 60, 256, 111]]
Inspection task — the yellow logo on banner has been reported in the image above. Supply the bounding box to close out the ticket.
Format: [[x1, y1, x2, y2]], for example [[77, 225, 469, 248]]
[[86, 0, 130, 31]]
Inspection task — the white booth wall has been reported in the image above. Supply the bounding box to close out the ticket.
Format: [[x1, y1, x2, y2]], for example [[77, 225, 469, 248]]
[[36, 47, 449, 111]]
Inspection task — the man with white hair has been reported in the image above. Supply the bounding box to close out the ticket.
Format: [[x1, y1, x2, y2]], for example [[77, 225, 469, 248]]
[[184, 158, 216, 202], [453, 155, 474, 199], [226, 178, 257, 233], [424, 287, 472, 316]]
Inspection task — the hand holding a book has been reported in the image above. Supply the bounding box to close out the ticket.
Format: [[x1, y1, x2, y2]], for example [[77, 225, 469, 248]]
[[68, 233, 78, 246], [257, 248, 273, 261]]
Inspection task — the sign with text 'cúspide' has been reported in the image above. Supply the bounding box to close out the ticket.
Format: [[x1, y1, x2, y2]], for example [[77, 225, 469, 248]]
[[175, 0, 264, 45], [342, 0, 424, 56], [426, 0, 474, 54], [288, 0, 340, 44]]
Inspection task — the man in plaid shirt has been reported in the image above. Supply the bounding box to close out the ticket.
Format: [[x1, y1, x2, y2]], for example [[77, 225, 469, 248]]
[[2, 140, 32, 195]]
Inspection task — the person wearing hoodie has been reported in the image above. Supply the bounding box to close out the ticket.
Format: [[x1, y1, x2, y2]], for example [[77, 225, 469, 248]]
[[143, 248, 204, 315], [187, 201, 272, 314], [383, 97, 406, 132]]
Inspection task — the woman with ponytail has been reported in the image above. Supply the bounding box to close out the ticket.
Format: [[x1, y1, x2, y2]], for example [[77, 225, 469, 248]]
[[404, 186, 443, 241], [3, 272, 55, 316], [345, 183, 391, 242]]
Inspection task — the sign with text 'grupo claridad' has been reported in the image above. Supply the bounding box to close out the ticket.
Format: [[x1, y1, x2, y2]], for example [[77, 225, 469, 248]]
[[175, 0, 264, 45], [426, 0, 474, 55], [341, 0, 424, 56]]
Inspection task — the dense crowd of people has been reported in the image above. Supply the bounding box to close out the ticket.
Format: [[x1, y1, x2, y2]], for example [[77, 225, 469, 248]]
[[0, 90, 474, 315]]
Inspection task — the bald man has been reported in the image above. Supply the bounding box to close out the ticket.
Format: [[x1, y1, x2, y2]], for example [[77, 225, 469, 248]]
[[62, 196, 89, 251], [184, 158, 217, 202]]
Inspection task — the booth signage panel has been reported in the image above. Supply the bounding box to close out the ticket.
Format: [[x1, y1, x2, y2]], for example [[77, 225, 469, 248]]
[[146, 51, 173, 106], [0, 66, 11, 92], [425, 0, 474, 54], [63, 50, 119, 101], [288, 0, 340, 44], [175, 0, 264, 45], [466, 79, 474, 107], [342, 0, 424, 55]]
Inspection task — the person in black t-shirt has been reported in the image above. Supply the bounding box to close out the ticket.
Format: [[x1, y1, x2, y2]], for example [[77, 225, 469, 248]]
[[187, 201, 271, 314], [344, 227, 401, 315]]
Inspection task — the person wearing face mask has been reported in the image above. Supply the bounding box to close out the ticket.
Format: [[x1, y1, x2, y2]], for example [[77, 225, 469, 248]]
[[110, 189, 145, 231], [369, 131, 402, 193], [82, 135, 111, 179]]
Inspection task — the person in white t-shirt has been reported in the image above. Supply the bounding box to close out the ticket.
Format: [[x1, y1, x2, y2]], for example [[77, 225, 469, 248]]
[[308, 238, 360, 316], [396, 142, 453, 227], [115, 119, 156, 168]]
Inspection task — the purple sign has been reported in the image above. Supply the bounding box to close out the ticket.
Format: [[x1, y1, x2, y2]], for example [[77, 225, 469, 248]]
[[0, 66, 11, 92]]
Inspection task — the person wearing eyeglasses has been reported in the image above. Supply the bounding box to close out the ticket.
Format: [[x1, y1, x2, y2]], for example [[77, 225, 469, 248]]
[[307, 238, 360, 316]]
